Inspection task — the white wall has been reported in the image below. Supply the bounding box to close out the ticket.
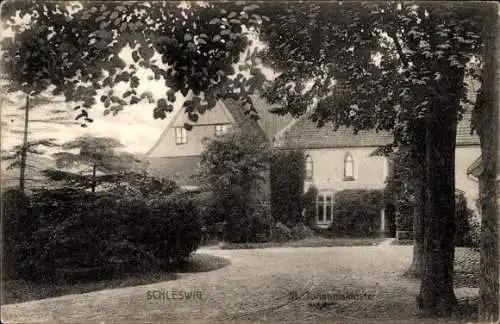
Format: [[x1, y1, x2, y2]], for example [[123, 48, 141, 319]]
[[303, 147, 388, 193], [456, 146, 482, 216], [304, 145, 482, 217]]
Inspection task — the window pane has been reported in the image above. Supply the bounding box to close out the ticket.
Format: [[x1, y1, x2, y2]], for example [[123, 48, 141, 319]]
[[306, 156, 313, 179], [325, 196, 332, 221], [175, 128, 181, 143], [317, 195, 324, 221], [344, 154, 354, 178], [215, 124, 228, 136], [176, 128, 187, 144]]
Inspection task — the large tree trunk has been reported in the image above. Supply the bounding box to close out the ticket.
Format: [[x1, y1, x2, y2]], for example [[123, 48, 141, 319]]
[[417, 108, 458, 316], [19, 94, 30, 193], [476, 6, 499, 321], [407, 122, 426, 278]]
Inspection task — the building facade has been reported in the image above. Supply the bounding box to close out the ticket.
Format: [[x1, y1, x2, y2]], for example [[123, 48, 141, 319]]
[[274, 112, 481, 233], [145, 96, 293, 191]]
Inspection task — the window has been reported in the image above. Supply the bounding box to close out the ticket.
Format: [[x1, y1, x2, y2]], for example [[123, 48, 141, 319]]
[[175, 127, 187, 144], [215, 124, 229, 136], [305, 155, 313, 180], [344, 153, 354, 181], [383, 158, 391, 181], [316, 192, 334, 224], [317, 195, 325, 222], [325, 196, 332, 221]]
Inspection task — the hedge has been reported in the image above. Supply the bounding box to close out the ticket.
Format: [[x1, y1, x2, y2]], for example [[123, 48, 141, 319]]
[[2, 188, 33, 279], [13, 188, 201, 282], [302, 185, 318, 227], [393, 192, 477, 247], [328, 189, 384, 237], [270, 150, 306, 226], [193, 185, 273, 244]]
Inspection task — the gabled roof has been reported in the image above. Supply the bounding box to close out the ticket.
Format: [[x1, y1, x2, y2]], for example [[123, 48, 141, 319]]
[[456, 112, 480, 145], [222, 98, 269, 145], [276, 112, 480, 150], [251, 95, 295, 139], [467, 155, 500, 180], [145, 97, 285, 158], [467, 156, 483, 178], [145, 100, 236, 157], [275, 115, 393, 149]]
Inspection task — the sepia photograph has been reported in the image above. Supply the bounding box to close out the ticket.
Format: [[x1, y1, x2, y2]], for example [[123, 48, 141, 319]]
[[0, 1, 499, 323]]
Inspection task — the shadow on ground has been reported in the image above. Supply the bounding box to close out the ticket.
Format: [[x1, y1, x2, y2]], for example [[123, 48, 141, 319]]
[[2, 253, 230, 305]]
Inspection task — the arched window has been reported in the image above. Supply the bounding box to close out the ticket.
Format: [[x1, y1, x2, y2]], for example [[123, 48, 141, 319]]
[[305, 155, 313, 180], [344, 153, 354, 181]]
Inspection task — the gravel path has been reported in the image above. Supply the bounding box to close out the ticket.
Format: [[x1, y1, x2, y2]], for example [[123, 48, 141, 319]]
[[1, 243, 477, 323]]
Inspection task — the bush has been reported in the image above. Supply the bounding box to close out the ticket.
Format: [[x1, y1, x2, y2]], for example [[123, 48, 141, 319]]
[[106, 172, 178, 200], [329, 190, 384, 237], [248, 201, 273, 242], [270, 150, 306, 225], [392, 192, 479, 247], [302, 185, 318, 227], [291, 223, 316, 240], [2, 188, 32, 279], [273, 221, 292, 242], [195, 131, 273, 243], [467, 206, 481, 250], [146, 192, 202, 264], [193, 191, 224, 241], [455, 193, 476, 247], [23, 188, 201, 282], [396, 202, 414, 233]]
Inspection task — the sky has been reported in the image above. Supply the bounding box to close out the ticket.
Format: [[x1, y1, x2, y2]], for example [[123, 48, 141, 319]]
[[1, 68, 180, 156], [0, 3, 276, 158]]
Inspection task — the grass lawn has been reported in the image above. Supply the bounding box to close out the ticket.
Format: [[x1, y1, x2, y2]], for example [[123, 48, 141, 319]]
[[221, 236, 386, 249], [1, 253, 230, 305]]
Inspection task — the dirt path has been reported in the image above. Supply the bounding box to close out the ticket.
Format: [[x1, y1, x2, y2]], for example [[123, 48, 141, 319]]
[[1, 245, 474, 323]]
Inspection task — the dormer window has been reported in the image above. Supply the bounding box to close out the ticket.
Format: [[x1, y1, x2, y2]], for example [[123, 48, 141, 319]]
[[175, 127, 187, 144], [305, 155, 313, 181], [215, 124, 229, 136], [344, 153, 354, 181]]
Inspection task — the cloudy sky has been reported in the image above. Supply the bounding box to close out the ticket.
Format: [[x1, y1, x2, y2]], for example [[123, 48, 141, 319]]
[[1, 66, 180, 156]]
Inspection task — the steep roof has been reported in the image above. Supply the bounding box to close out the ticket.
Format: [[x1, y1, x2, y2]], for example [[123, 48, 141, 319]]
[[251, 95, 295, 139], [467, 155, 500, 181], [222, 98, 269, 144], [276, 112, 480, 150], [145, 97, 285, 158], [456, 112, 480, 145], [275, 116, 393, 149], [466, 156, 483, 178]]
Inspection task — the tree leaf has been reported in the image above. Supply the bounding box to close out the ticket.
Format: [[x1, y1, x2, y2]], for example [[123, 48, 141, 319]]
[[188, 113, 199, 122], [130, 96, 140, 105], [184, 122, 193, 131], [132, 50, 140, 63]]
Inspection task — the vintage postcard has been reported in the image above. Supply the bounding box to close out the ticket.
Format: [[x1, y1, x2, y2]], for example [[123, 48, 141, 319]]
[[1, 1, 499, 323]]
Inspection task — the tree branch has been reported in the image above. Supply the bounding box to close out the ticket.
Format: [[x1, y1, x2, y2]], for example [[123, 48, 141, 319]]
[[389, 29, 409, 69]]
